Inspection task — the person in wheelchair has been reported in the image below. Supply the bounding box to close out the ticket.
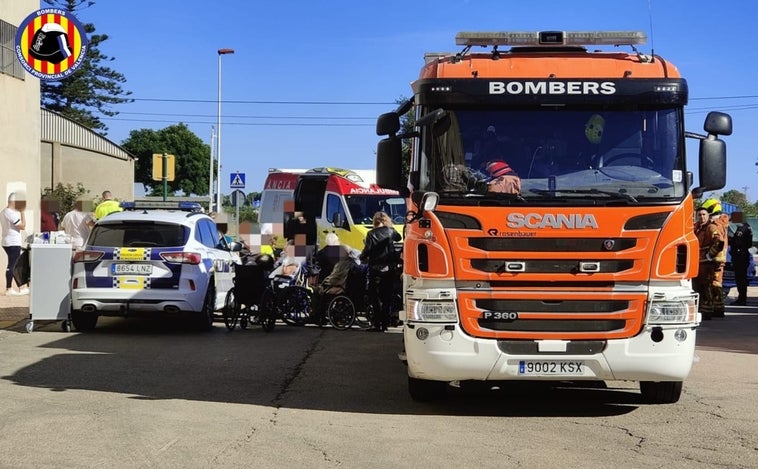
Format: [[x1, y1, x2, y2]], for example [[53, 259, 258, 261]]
[[311, 246, 364, 327], [223, 253, 273, 331], [313, 232, 343, 283]]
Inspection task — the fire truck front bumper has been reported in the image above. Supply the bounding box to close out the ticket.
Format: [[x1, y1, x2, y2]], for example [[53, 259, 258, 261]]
[[403, 322, 697, 383]]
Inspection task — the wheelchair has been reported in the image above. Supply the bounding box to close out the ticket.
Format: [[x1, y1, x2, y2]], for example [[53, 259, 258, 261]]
[[256, 259, 315, 332], [223, 261, 270, 332], [318, 262, 373, 331]]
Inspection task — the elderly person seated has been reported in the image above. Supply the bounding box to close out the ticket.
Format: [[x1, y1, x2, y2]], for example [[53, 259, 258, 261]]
[[314, 232, 343, 283]]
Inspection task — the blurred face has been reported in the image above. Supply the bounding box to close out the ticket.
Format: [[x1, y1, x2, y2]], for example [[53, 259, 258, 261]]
[[42, 199, 59, 212], [696, 209, 709, 224]]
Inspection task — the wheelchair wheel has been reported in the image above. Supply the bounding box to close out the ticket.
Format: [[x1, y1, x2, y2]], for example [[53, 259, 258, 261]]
[[240, 312, 248, 329], [259, 289, 276, 332], [282, 286, 311, 327], [354, 296, 374, 329], [327, 295, 356, 331], [223, 290, 239, 331]]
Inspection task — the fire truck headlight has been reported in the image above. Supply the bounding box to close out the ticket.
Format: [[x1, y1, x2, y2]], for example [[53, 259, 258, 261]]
[[407, 299, 457, 322], [647, 296, 697, 324]]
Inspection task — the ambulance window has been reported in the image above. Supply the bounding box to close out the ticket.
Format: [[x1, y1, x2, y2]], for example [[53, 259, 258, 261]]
[[326, 194, 345, 224]]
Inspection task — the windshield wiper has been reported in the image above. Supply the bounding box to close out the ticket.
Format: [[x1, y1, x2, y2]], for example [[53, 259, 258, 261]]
[[439, 190, 481, 197], [439, 191, 527, 203], [530, 188, 637, 203]]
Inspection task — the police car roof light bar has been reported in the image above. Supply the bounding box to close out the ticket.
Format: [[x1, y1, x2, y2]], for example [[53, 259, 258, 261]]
[[120, 201, 203, 212], [455, 31, 647, 48]]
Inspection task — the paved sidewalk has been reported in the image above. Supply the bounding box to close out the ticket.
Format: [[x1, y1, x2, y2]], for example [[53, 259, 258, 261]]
[[0, 291, 30, 332]]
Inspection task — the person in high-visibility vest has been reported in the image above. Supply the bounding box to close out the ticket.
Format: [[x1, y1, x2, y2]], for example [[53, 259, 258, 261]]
[[94, 190, 122, 220]]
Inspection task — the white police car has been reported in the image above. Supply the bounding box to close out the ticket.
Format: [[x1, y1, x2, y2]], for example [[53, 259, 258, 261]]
[[70, 201, 241, 331]]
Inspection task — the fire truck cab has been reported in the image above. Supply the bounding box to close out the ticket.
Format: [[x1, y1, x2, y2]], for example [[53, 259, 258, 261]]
[[376, 31, 732, 404]]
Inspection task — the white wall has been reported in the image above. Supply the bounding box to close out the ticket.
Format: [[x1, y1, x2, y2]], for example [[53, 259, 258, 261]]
[[0, 1, 42, 287]]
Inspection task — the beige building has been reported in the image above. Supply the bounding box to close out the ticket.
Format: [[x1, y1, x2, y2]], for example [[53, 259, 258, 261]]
[[1, 0, 134, 287], [41, 108, 135, 201]]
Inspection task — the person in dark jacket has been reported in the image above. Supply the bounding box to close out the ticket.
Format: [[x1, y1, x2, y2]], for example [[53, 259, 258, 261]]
[[360, 211, 401, 331], [314, 232, 342, 284], [729, 211, 753, 306]]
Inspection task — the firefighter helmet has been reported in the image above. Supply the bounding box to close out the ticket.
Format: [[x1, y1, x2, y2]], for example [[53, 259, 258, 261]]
[[700, 198, 722, 215], [28, 23, 72, 65]]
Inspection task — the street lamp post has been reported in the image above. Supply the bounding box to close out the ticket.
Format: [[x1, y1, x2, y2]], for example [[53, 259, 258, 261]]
[[216, 47, 235, 214], [209, 125, 215, 212]]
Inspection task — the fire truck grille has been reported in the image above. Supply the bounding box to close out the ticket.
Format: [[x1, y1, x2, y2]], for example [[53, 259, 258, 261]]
[[469, 237, 637, 252], [471, 259, 633, 274], [476, 299, 628, 312], [479, 318, 626, 333], [474, 299, 630, 334]]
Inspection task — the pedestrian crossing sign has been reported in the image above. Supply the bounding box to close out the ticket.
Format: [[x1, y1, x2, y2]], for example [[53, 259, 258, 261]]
[[230, 172, 245, 189]]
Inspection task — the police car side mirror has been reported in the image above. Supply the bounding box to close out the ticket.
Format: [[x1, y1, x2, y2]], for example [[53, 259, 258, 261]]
[[228, 241, 243, 252]]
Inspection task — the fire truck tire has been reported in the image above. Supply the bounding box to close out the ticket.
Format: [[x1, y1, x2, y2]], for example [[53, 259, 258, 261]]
[[640, 381, 682, 404], [408, 376, 447, 402]]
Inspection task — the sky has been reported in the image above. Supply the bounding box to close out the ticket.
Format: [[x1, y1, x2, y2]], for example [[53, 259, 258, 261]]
[[69, 0, 758, 201]]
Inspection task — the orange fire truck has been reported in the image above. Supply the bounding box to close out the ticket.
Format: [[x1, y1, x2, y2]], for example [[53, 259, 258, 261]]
[[376, 31, 732, 403]]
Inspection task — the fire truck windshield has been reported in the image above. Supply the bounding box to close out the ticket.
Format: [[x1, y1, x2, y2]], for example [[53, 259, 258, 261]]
[[419, 108, 685, 203]]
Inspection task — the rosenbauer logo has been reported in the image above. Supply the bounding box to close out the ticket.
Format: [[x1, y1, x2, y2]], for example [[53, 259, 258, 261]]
[[15, 8, 89, 81]]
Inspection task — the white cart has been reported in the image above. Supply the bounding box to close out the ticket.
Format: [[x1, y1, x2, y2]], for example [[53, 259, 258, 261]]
[[28, 243, 73, 332]]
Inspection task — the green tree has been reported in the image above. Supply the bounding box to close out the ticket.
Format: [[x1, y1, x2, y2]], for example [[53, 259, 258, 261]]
[[721, 189, 757, 215], [121, 124, 211, 196], [41, 0, 133, 134], [45, 182, 90, 215]]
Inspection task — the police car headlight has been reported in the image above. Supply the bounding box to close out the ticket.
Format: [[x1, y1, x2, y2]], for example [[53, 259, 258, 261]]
[[407, 299, 457, 322], [647, 296, 697, 324]]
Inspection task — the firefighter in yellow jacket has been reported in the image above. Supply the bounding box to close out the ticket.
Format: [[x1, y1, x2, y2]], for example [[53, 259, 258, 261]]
[[694, 199, 729, 319]]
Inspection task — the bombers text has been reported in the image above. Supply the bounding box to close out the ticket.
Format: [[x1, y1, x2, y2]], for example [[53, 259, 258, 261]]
[[490, 81, 616, 96]]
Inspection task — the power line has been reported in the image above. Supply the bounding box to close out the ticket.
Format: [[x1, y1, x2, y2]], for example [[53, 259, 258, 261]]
[[690, 95, 758, 101], [117, 111, 376, 120], [131, 97, 396, 105], [124, 94, 758, 105], [100, 117, 372, 126]]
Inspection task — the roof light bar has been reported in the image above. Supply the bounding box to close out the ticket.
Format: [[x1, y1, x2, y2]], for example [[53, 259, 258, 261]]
[[455, 31, 647, 47], [121, 201, 203, 212]]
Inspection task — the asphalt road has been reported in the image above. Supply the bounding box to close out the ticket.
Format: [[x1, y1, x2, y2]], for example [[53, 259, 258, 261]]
[[0, 311, 756, 469]]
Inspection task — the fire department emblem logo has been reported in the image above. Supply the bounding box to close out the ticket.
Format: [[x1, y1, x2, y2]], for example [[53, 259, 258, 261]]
[[603, 239, 616, 250], [15, 8, 89, 81]]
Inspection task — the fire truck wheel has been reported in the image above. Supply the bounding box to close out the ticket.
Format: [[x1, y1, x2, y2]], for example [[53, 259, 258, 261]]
[[408, 376, 447, 402], [640, 381, 683, 404]]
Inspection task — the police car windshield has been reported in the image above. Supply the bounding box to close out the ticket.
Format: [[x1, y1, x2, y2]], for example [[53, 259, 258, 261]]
[[88, 222, 189, 248], [423, 108, 685, 203]]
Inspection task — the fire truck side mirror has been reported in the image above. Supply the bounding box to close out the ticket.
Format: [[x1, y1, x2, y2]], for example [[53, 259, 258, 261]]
[[697, 136, 726, 193], [420, 192, 439, 213], [377, 137, 403, 190], [704, 111, 732, 136], [692, 111, 730, 197], [377, 112, 401, 136]]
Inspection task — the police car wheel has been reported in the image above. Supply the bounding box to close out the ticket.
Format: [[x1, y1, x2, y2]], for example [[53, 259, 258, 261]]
[[196, 284, 215, 331], [71, 310, 98, 332]]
